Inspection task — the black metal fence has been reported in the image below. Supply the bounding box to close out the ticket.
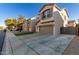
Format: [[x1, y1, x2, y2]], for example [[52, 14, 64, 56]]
[[60, 27, 78, 35]]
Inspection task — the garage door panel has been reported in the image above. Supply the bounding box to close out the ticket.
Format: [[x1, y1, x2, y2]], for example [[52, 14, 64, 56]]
[[39, 25, 53, 34]]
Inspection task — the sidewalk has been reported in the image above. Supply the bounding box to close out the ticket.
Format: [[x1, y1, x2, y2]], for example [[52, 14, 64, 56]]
[[1, 30, 13, 54], [64, 36, 79, 55], [1, 30, 37, 55]]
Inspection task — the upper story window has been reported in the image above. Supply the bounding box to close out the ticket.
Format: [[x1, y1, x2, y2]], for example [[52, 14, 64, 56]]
[[42, 9, 52, 19]]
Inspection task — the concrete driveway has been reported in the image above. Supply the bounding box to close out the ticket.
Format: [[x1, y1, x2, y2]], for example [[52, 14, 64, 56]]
[[17, 33, 75, 55]]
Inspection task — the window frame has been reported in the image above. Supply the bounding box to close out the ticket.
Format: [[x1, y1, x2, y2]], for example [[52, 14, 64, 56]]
[[42, 9, 52, 19]]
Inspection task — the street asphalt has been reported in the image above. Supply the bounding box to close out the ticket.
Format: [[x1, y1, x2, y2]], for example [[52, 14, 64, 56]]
[[0, 30, 6, 54]]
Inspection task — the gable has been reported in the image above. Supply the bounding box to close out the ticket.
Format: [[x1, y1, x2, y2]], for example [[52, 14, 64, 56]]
[[40, 4, 54, 13], [53, 6, 59, 12]]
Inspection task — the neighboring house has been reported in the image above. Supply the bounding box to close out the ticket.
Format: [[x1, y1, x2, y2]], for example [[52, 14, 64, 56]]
[[31, 15, 41, 32], [22, 20, 32, 32], [67, 20, 76, 27], [36, 3, 69, 36], [22, 16, 40, 32]]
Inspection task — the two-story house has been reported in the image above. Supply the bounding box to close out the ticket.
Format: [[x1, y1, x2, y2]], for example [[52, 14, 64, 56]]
[[36, 3, 69, 36]]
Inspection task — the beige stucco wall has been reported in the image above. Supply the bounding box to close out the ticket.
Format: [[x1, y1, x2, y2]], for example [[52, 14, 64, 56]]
[[53, 6, 69, 27], [36, 26, 39, 32], [60, 9, 69, 27], [22, 23, 28, 31], [53, 6, 67, 36], [22, 21, 33, 32], [53, 11, 63, 36], [53, 6, 60, 12], [67, 22, 76, 27]]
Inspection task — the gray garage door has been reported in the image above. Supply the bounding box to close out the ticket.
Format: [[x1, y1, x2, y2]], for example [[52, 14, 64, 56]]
[[39, 25, 53, 34]]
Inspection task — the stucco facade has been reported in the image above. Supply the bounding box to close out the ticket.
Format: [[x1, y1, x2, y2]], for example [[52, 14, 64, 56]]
[[22, 20, 32, 32], [67, 20, 76, 27], [22, 18, 39, 32], [36, 3, 69, 36]]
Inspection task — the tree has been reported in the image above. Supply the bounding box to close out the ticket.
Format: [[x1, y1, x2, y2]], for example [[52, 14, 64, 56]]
[[17, 15, 26, 24], [5, 18, 16, 30], [16, 15, 26, 31]]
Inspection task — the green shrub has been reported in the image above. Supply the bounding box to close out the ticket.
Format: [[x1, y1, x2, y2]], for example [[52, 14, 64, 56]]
[[13, 31, 35, 36]]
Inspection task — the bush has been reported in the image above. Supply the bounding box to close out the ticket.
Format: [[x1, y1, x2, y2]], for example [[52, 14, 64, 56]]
[[13, 31, 35, 36]]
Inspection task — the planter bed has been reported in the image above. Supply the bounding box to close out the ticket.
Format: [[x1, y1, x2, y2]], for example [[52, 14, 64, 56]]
[[11, 31, 35, 36]]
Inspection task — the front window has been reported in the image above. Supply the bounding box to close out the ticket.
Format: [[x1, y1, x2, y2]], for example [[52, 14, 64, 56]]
[[42, 9, 52, 19]]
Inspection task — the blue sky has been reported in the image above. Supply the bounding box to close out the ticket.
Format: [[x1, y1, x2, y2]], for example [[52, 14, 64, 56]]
[[0, 3, 79, 26]]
